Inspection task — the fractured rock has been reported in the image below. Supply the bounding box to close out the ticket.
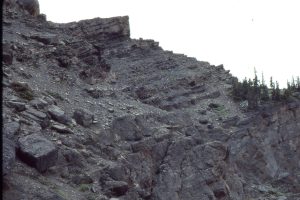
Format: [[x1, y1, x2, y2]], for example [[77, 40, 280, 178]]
[[16, 0, 40, 16], [104, 181, 129, 197], [17, 134, 58, 172], [23, 108, 50, 128], [5, 100, 27, 112], [30, 33, 58, 45], [51, 124, 74, 134], [48, 105, 71, 125], [110, 115, 144, 141], [73, 108, 94, 127], [26, 108, 47, 119], [29, 98, 48, 109]]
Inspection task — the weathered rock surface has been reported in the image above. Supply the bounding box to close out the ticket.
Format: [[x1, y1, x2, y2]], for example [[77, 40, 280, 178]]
[[48, 105, 71, 125], [3, 121, 20, 139], [17, 134, 58, 172], [16, 0, 40, 16], [3, 137, 16, 176], [73, 108, 94, 127], [104, 181, 129, 197], [2, 0, 300, 199], [3, 42, 14, 65]]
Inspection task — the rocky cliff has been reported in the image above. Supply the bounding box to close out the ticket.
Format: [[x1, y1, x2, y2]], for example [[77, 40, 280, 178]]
[[2, 1, 300, 200]]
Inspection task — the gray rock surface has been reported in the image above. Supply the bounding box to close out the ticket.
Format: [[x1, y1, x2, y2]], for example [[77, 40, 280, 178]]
[[104, 181, 129, 197], [16, 0, 40, 16], [3, 121, 20, 139], [73, 108, 94, 127], [2, 1, 300, 199], [3, 137, 16, 176], [48, 105, 71, 125], [17, 134, 58, 172], [29, 98, 48, 109], [3, 42, 13, 65], [5, 100, 27, 112]]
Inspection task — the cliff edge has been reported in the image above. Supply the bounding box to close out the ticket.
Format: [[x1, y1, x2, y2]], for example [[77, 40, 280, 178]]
[[3, 1, 300, 200]]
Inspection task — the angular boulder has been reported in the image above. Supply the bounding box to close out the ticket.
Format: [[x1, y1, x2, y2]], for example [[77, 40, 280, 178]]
[[73, 108, 94, 127], [17, 134, 58, 172], [24, 108, 50, 128], [110, 115, 144, 141], [48, 105, 71, 125]]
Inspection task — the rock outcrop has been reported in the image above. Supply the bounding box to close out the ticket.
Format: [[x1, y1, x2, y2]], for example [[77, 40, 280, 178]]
[[17, 134, 58, 172], [2, 0, 300, 200], [17, 0, 40, 16]]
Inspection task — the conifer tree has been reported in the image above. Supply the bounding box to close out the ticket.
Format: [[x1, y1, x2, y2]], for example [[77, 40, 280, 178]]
[[253, 68, 260, 98], [275, 81, 281, 101], [287, 80, 291, 91], [270, 77, 276, 100], [241, 77, 249, 100], [260, 73, 269, 101], [232, 79, 242, 101], [270, 76, 274, 89], [291, 76, 296, 90], [282, 80, 291, 100], [247, 71, 258, 109]]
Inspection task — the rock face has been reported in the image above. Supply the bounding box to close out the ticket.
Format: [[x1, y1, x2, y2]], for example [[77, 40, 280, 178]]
[[2, 0, 300, 200], [17, 134, 58, 172], [2, 137, 16, 176], [16, 0, 40, 16]]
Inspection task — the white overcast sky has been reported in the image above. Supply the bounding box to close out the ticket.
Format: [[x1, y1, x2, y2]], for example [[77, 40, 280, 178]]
[[39, 0, 300, 87]]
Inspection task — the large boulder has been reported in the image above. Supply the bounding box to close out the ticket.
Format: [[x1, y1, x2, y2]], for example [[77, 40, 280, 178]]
[[110, 115, 144, 141], [17, 134, 58, 172], [73, 108, 94, 127]]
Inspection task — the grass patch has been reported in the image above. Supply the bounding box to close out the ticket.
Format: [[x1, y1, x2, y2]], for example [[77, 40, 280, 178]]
[[209, 103, 229, 118], [11, 81, 35, 100], [53, 188, 68, 200], [78, 184, 90, 192]]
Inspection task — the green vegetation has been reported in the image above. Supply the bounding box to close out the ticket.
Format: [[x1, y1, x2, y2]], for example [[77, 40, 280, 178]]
[[231, 70, 300, 110], [209, 103, 228, 118], [53, 188, 68, 200], [11, 81, 35, 100], [78, 184, 90, 192]]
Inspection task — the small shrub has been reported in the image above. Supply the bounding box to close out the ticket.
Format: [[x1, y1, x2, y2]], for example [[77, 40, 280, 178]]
[[78, 184, 90, 192], [11, 81, 35, 100]]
